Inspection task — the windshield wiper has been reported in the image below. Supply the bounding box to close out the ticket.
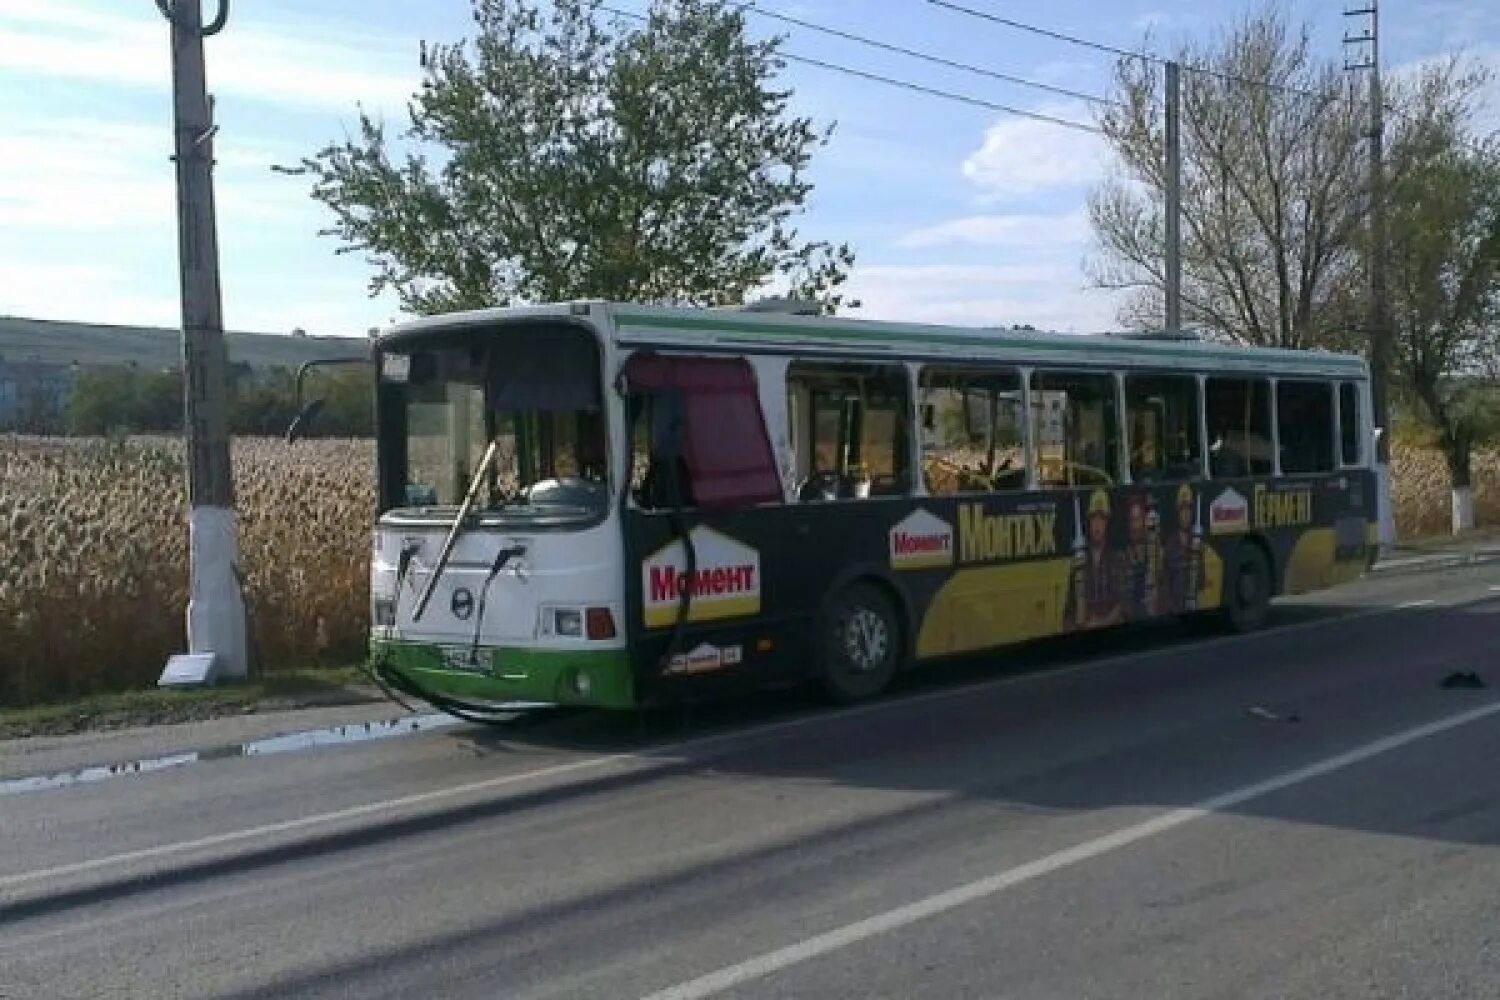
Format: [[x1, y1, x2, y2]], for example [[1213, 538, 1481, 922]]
[[412, 438, 500, 622]]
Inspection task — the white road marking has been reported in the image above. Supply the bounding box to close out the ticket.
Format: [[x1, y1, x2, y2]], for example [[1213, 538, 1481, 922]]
[[0, 754, 636, 889], [1396, 599, 1437, 609], [2, 587, 1489, 893], [641, 699, 1500, 1000]]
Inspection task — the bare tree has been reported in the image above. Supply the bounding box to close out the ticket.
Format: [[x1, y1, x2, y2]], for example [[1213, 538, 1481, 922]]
[[1087, 6, 1475, 349]]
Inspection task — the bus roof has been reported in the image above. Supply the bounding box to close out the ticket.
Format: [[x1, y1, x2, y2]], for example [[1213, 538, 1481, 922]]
[[381, 301, 1370, 380]]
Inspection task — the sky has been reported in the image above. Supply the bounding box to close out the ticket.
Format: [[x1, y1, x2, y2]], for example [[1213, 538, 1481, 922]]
[[1, 0, 1496, 339]]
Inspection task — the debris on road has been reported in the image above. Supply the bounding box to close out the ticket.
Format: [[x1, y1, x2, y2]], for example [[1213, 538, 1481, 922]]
[[1439, 671, 1486, 690], [1246, 705, 1301, 723]]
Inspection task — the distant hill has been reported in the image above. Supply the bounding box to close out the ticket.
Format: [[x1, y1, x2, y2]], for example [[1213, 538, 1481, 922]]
[[0, 317, 370, 371]]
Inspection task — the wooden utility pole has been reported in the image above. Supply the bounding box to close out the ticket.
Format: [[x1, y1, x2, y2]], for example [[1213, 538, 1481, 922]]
[[157, 0, 248, 682], [1164, 60, 1182, 334], [1344, 0, 1396, 549]]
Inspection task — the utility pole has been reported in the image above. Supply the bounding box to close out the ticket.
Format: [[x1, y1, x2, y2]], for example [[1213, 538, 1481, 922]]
[[1344, 0, 1396, 550], [157, 0, 249, 684], [1164, 60, 1182, 334]]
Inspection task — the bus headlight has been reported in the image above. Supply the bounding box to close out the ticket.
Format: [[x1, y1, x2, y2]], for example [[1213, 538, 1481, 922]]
[[569, 670, 592, 697], [543, 606, 616, 639], [553, 609, 584, 636]]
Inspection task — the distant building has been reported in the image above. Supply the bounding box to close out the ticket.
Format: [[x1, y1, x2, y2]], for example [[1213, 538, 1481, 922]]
[[0, 316, 369, 430], [0, 359, 74, 430]]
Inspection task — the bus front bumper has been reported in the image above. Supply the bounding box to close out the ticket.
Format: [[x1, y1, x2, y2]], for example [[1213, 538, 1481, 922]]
[[370, 639, 636, 710]]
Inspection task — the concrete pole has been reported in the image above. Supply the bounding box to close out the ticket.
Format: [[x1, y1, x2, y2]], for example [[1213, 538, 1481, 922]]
[[1365, 14, 1397, 550], [1164, 60, 1182, 334], [160, 0, 248, 681]]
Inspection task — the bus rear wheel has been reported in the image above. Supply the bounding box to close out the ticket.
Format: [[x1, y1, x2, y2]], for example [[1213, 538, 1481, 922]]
[[818, 583, 900, 704], [1220, 542, 1272, 633]]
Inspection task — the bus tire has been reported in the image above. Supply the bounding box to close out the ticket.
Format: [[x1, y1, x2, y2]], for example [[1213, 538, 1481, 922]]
[[1220, 541, 1272, 633], [818, 583, 900, 704]]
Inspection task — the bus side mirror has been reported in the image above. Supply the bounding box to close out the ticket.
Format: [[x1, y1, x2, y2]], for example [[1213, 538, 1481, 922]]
[[286, 398, 326, 444]]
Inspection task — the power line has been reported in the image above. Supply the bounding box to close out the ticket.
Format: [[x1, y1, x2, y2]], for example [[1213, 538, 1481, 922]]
[[927, 0, 1489, 148], [780, 53, 1102, 132], [924, 0, 1324, 102], [735, 0, 1119, 108], [924, 0, 1140, 62], [598, 4, 1103, 133]]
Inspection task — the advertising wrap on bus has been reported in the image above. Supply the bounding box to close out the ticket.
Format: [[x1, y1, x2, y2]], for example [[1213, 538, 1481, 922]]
[[366, 301, 1379, 714], [889, 509, 955, 571], [1209, 488, 1250, 535], [641, 525, 761, 628]]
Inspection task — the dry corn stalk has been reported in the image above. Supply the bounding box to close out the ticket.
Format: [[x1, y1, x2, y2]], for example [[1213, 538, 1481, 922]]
[[0, 435, 371, 706], [0, 434, 1491, 706]]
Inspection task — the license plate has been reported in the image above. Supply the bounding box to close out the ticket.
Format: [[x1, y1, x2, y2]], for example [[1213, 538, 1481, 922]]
[[440, 645, 488, 673]]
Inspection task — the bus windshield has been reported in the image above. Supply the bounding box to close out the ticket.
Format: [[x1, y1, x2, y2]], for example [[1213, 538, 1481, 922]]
[[380, 325, 607, 518]]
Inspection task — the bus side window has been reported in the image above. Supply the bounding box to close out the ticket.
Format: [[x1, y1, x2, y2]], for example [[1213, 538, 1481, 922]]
[[629, 392, 694, 510], [1031, 370, 1120, 488], [1277, 380, 1336, 474], [787, 363, 910, 501], [1205, 377, 1273, 478], [623, 354, 781, 511], [920, 367, 1025, 495], [1125, 375, 1202, 483], [1339, 382, 1362, 465]]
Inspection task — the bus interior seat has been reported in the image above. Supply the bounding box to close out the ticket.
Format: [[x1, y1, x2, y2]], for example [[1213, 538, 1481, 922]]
[[798, 471, 843, 502]]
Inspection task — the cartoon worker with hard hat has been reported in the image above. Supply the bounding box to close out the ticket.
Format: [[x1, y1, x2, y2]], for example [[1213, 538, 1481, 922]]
[[1066, 488, 1123, 630], [1164, 482, 1205, 613]]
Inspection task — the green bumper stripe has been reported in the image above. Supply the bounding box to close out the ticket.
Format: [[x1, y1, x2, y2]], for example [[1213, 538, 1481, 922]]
[[372, 640, 635, 709]]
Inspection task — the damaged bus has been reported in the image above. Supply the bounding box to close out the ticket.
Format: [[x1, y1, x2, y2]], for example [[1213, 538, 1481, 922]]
[[352, 301, 1378, 712]]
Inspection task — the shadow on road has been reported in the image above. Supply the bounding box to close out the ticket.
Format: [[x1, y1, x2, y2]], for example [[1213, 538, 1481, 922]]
[[9, 588, 1499, 945], [205, 593, 1500, 1000]]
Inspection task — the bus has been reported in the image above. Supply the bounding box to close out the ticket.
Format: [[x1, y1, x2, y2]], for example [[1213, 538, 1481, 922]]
[[357, 300, 1378, 713]]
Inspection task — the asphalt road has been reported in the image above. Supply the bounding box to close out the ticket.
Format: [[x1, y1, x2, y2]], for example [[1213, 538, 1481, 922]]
[[3, 564, 1500, 1000]]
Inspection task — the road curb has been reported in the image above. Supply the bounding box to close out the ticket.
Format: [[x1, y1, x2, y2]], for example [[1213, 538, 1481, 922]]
[[1370, 548, 1500, 578]]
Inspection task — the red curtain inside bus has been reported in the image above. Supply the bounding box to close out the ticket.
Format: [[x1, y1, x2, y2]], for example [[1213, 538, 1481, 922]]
[[624, 353, 783, 510]]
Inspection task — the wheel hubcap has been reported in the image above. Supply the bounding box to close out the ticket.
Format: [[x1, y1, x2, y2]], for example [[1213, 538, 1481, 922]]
[[842, 608, 890, 672], [1239, 567, 1259, 604]]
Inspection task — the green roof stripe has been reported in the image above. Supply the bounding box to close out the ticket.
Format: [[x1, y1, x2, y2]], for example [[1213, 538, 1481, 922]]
[[611, 308, 1366, 374]]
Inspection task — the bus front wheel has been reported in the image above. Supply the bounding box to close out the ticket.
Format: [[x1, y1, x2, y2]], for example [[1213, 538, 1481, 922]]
[[1220, 542, 1272, 633], [818, 583, 900, 704]]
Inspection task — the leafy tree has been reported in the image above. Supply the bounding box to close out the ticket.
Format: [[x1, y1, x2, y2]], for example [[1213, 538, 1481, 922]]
[[1087, 5, 1481, 349], [299, 366, 374, 438], [279, 0, 855, 313], [1386, 122, 1500, 532], [229, 368, 300, 437], [66, 367, 182, 435], [13, 382, 64, 435], [65, 365, 373, 438], [65, 369, 134, 435]]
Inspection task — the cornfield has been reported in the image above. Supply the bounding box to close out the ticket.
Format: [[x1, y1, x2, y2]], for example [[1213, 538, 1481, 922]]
[[0, 434, 1494, 707], [1391, 440, 1500, 538], [1, 435, 371, 707]]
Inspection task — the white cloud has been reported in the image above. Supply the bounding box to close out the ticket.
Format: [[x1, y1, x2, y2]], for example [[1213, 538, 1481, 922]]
[[961, 107, 1109, 199], [898, 209, 1091, 250], [0, 1, 416, 115], [0, 261, 181, 327], [843, 263, 1124, 333], [0, 120, 174, 232], [0, 117, 310, 234], [0, 256, 395, 338]]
